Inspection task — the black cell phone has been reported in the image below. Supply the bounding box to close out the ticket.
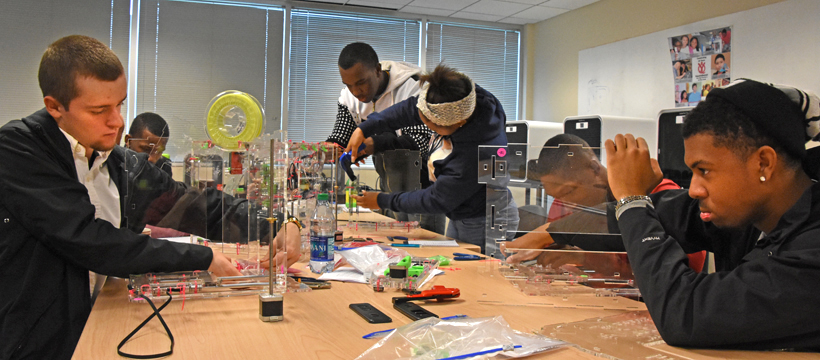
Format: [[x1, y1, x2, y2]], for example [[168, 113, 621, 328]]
[[349, 303, 392, 324], [393, 301, 438, 321]]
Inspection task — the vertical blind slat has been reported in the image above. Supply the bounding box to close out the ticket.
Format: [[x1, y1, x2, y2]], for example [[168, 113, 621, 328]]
[[287, 10, 421, 143]]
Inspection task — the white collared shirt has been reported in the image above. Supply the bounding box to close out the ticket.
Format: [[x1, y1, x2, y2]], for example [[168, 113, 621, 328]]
[[427, 135, 452, 183], [59, 129, 122, 228], [60, 129, 121, 297]]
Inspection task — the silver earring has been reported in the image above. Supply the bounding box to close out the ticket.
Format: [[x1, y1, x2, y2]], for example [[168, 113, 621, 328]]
[[760, 176, 766, 182]]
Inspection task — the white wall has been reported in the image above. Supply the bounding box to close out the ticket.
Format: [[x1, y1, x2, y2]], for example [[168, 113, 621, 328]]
[[525, 0, 786, 123], [577, 0, 820, 119]]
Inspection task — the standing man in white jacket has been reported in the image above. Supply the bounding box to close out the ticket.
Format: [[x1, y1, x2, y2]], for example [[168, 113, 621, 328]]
[[327, 42, 430, 158], [326, 42, 443, 233]]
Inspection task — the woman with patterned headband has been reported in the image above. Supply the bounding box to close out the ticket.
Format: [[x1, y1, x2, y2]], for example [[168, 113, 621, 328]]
[[348, 65, 518, 253]]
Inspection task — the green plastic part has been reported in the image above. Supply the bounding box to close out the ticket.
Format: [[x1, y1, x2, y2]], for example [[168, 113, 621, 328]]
[[428, 255, 450, 266], [407, 265, 424, 277], [396, 256, 412, 268], [384, 256, 416, 276]]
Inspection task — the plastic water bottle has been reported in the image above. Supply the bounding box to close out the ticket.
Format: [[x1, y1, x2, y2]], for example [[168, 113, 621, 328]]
[[309, 193, 335, 273]]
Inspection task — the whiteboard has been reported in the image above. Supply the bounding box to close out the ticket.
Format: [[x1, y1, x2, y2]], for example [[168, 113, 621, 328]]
[[578, 0, 820, 119]]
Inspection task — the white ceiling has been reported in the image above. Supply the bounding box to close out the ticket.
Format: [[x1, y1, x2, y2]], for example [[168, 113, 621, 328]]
[[301, 0, 600, 25]]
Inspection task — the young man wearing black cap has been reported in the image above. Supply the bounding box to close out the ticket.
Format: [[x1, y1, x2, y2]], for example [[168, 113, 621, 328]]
[[606, 79, 820, 349]]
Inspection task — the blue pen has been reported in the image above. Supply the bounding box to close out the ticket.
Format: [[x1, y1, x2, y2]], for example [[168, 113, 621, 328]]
[[452, 252, 482, 260], [437, 345, 522, 360], [362, 315, 469, 339], [391, 244, 420, 248]]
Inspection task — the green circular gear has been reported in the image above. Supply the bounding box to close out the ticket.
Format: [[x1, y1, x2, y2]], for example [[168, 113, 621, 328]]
[[205, 90, 264, 150]]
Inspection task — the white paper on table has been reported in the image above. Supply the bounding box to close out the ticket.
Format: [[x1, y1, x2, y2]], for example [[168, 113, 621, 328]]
[[418, 269, 445, 288], [408, 240, 459, 247], [318, 267, 367, 283], [160, 236, 195, 244]]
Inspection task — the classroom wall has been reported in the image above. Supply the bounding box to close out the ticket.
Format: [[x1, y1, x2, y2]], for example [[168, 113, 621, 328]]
[[524, 0, 786, 123], [577, 0, 820, 119]]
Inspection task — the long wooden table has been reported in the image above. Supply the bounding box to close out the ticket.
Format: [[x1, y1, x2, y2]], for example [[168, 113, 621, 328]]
[[73, 215, 820, 359]]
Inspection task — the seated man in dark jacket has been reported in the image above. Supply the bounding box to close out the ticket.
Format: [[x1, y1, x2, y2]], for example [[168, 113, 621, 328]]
[[0, 35, 241, 360], [124, 111, 173, 176], [116, 129, 301, 271], [605, 78, 820, 350]]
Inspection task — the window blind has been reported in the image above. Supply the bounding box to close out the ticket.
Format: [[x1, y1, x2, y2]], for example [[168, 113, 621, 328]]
[[0, 0, 130, 125], [426, 23, 520, 120], [137, 0, 284, 160], [287, 9, 421, 143]]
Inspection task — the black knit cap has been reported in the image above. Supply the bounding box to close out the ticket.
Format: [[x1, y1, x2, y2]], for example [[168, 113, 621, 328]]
[[706, 79, 807, 159]]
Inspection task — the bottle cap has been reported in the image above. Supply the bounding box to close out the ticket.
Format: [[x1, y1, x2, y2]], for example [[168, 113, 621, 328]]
[[318, 193, 329, 201]]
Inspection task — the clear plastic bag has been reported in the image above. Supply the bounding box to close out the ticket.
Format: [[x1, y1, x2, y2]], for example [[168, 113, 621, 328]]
[[356, 316, 566, 360], [337, 244, 410, 280]]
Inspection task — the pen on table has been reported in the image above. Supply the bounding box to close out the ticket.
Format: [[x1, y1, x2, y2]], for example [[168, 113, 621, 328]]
[[362, 315, 469, 339], [452, 252, 482, 260], [438, 345, 522, 360], [391, 244, 420, 248]]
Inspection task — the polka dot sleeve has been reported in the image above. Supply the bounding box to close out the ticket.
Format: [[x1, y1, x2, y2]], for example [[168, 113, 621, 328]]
[[401, 123, 433, 160], [326, 103, 356, 147]]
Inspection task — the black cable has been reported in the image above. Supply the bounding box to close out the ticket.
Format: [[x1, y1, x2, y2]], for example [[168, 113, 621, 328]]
[[117, 290, 175, 359]]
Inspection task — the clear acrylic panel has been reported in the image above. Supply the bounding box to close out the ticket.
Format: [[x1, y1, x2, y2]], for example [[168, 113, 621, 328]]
[[486, 141, 621, 259], [478, 145, 520, 258], [124, 136, 169, 163], [480, 138, 639, 306], [121, 137, 212, 238]]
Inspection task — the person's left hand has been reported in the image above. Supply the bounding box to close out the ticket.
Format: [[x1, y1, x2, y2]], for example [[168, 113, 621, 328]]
[[260, 222, 302, 269], [208, 249, 243, 277], [505, 249, 541, 264], [247, 178, 263, 198], [346, 128, 366, 162], [351, 190, 380, 210], [604, 134, 663, 200], [350, 138, 375, 166]]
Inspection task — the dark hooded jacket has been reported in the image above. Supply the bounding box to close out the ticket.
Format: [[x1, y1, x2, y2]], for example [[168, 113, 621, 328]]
[[359, 84, 507, 220], [617, 185, 820, 350]]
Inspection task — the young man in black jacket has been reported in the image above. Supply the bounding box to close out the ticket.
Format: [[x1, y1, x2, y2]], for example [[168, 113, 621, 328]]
[[124, 111, 173, 176], [605, 78, 820, 350], [0, 35, 241, 360]]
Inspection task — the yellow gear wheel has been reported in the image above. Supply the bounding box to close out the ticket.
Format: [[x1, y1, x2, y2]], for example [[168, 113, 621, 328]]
[[205, 90, 264, 150]]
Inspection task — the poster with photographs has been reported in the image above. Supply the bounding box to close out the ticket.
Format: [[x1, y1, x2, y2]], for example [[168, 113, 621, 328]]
[[669, 26, 732, 107]]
